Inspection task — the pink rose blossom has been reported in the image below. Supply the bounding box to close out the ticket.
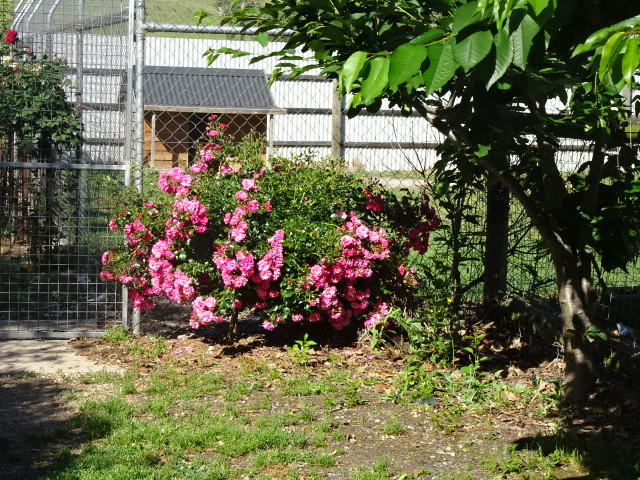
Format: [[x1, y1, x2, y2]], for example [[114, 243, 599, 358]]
[[236, 190, 249, 201], [241, 178, 257, 191], [129, 289, 155, 309], [190, 162, 209, 173], [199, 149, 214, 162], [158, 168, 192, 195], [246, 200, 260, 212]]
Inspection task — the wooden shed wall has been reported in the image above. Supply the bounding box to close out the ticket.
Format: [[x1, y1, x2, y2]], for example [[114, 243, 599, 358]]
[[144, 112, 268, 170]]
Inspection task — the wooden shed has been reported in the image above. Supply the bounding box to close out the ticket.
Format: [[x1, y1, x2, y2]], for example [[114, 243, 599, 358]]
[[143, 67, 285, 169]]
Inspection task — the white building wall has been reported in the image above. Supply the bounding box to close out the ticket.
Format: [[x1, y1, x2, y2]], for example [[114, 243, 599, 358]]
[[40, 33, 594, 172]]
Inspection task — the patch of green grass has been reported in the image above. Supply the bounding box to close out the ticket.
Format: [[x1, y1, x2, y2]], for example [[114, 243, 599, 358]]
[[349, 458, 393, 480], [76, 369, 124, 384], [280, 373, 334, 396], [140, 395, 173, 417], [71, 396, 135, 440], [15, 371, 41, 379], [252, 448, 335, 468], [380, 419, 405, 436], [484, 444, 578, 480], [126, 336, 168, 359], [102, 325, 132, 343]]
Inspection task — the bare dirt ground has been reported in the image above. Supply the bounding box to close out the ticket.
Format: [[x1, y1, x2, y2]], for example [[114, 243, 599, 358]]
[[1, 306, 639, 479]]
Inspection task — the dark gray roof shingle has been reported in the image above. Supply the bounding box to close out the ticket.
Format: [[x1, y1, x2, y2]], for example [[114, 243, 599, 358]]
[[143, 67, 283, 114]]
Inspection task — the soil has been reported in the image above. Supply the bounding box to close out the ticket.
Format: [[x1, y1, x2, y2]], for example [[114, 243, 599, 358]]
[[1, 303, 639, 479]]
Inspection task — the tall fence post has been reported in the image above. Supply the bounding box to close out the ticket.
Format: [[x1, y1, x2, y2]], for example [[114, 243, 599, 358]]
[[331, 79, 344, 161], [130, 0, 146, 335]]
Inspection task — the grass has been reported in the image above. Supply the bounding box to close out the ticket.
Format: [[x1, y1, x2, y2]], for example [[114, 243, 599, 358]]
[[5, 331, 638, 479]]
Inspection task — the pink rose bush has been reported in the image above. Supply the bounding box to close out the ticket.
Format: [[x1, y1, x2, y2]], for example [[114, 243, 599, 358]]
[[101, 119, 440, 337]]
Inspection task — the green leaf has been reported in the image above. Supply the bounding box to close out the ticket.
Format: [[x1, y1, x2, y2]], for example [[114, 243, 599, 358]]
[[360, 56, 390, 104], [256, 32, 269, 47], [453, 29, 493, 72], [388, 43, 428, 90], [511, 13, 541, 69], [584, 325, 608, 341], [341, 51, 367, 93], [487, 28, 514, 88], [475, 144, 491, 156], [573, 27, 615, 57], [452, 1, 480, 32], [410, 29, 445, 45], [622, 36, 640, 85], [527, 0, 549, 16], [599, 32, 628, 82], [423, 43, 458, 94]]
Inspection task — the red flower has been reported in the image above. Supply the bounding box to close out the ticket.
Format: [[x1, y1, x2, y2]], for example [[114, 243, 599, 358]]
[[5, 29, 18, 45]]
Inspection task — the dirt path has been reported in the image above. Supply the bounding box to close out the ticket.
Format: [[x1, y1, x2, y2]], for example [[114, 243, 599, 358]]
[[0, 339, 121, 374]]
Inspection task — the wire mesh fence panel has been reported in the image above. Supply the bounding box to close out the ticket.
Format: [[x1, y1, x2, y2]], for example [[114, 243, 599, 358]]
[[1, 0, 129, 336], [0, 166, 124, 336]]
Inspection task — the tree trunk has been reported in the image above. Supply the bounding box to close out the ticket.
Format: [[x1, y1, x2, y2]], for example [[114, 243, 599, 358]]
[[227, 307, 239, 343], [483, 174, 510, 322], [552, 248, 596, 404]]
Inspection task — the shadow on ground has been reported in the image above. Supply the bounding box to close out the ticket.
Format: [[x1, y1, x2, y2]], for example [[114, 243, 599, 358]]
[[512, 373, 640, 480], [0, 375, 84, 479]]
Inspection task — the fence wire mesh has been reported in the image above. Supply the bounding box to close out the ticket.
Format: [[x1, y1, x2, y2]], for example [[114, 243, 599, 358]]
[[1, 0, 129, 336]]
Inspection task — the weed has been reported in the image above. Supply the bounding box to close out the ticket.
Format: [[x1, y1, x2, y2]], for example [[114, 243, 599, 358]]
[[398, 298, 462, 367], [252, 393, 273, 410], [484, 444, 570, 479], [431, 404, 464, 434], [140, 395, 172, 417], [459, 330, 491, 376], [380, 419, 406, 435], [77, 369, 123, 384], [126, 336, 167, 358], [252, 448, 335, 468], [349, 458, 393, 479], [102, 326, 132, 343], [119, 373, 138, 395], [15, 371, 41, 379], [286, 333, 318, 362], [330, 427, 346, 441], [315, 418, 334, 433], [341, 379, 365, 407], [223, 403, 243, 418], [59, 387, 81, 401], [281, 374, 333, 396]]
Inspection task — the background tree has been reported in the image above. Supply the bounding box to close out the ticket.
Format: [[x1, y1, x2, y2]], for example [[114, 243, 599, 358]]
[[199, 0, 640, 403]]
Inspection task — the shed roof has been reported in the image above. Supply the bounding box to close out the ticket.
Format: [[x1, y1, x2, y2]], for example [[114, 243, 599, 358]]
[[143, 67, 285, 115]]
